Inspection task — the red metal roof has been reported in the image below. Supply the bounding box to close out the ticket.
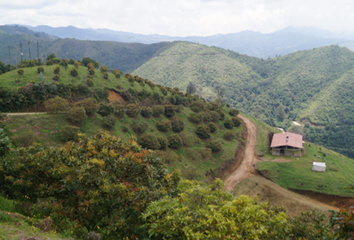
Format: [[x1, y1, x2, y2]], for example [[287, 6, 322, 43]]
[[270, 132, 303, 149]]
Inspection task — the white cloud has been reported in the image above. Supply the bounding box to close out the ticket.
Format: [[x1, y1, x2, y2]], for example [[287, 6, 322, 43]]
[[0, 0, 354, 36]]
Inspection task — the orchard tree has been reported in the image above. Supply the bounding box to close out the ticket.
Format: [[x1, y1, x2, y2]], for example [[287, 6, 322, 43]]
[[54, 66, 60, 75], [143, 179, 289, 239], [0, 130, 180, 238], [44, 96, 69, 113], [17, 68, 24, 75]]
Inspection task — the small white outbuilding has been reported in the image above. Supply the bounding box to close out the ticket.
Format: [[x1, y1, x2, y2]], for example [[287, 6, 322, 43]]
[[312, 162, 326, 172]]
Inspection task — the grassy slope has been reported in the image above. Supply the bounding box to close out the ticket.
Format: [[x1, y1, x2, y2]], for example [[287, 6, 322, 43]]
[[1, 65, 243, 183], [0, 196, 70, 240], [256, 142, 354, 197], [7, 107, 243, 183], [239, 114, 354, 198]]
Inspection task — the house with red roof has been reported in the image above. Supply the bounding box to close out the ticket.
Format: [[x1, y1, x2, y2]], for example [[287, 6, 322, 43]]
[[270, 132, 303, 157]]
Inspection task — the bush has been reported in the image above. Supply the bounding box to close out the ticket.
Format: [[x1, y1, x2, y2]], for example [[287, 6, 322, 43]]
[[126, 104, 140, 118], [209, 111, 220, 122], [152, 105, 164, 117], [224, 118, 234, 129], [132, 121, 148, 135], [11, 130, 37, 147], [216, 109, 225, 120], [45, 59, 53, 65], [54, 66, 60, 74], [17, 68, 24, 75], [208, 122, 217, 133], [190, 100, 205, 113], [86, 77, 94, 86], [66, 106, 87, 125], [138, 134, 161, 150], [101, 115, 116, 129], [188, 113, 203, 124], [0, 128, 10, 157], [206, 101, 220, 111], [171, 117, 185, 133], [164, 105, 176, 118], [206, 140, 222, 152], [57, 125, 80, 142], [37, 66, 44, 74], [229, 109, 239, 116], [168, 134, 183, 149], [141, 106, 152, 118], [88, 67, 95, 76], [157, 136, 168, 149], [203, 112, 212, 123], [100, 66, 108, 73], [112, 69, 121, 78], [70, 67, 78, 77], [103, 72, 109, 79], [74, 61, 81, 68], [176, 105, 183, 113], [0, 130, 180, 238], [75, 98, 99, 116], [232, 116, 242, 127], [157, 119, 172, 132], [97, 102, 114, 116], [195, 125, 211, 139], [53, 74, 60, 81], [160, 86, 168, 96], [44, 96, 69, 113], [113, 104, 125, 118], [224, 130, 235, 141]]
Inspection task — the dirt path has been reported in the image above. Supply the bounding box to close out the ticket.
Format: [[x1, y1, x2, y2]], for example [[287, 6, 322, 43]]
[[224, 115, 258, 192], [7, 112, 47, 116]]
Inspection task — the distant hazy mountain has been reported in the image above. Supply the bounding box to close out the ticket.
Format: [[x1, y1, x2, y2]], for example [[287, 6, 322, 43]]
[[25, 25, 354, 59]]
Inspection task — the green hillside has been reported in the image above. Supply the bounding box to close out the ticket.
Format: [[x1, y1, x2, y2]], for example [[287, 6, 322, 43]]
[[132, 42, 354, 158], [0, 64, 244, 183]]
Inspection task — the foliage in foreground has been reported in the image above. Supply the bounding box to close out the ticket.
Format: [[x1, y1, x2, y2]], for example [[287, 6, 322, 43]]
[[0, 130, 180, 238], [143, 179, 338, 240]]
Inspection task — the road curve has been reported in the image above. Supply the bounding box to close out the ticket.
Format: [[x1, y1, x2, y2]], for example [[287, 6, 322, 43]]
[[224, 115, 258, 192]]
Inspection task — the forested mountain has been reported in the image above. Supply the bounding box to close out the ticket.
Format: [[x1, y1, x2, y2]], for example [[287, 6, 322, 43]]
[[133, 42, 354, 158], [25, 24, 354, 58], [0, 27, 175, 73]]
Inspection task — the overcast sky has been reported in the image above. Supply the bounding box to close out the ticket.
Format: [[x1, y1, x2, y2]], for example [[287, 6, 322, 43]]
[[1, 0, 354, 36]]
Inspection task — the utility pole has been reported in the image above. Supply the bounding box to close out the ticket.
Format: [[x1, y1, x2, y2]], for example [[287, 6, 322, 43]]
[[14, 45, 17, 69], [37, 41, 39, 65], [28, 41, 31, 61], [20, 42, 23, 63], [8, 46, 11, 66]]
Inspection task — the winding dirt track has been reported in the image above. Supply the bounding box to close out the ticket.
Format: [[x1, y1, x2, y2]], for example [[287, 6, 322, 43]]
[[224, 115, 258, 192]]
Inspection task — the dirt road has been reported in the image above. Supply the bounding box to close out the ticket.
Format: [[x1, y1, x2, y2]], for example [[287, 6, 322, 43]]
[[224, 115, 258, 192]]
